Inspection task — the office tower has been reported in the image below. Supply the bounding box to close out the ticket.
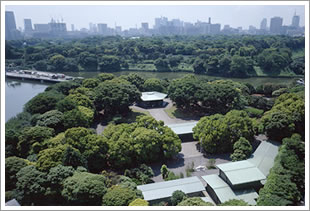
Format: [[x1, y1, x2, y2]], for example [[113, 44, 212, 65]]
[[141, 22, 149, 30], [210, 23, 221, 34], [291, 12, 300, 28], [71, 24, 75, 31], [208, 17, 211, 24], [270, 16, 283, 34], [24, 19, 33, 33], [5, 11, 17, 40], [97, 23, 108, 35], [48, 19, 67, 34], [260, 18, 267, 30]]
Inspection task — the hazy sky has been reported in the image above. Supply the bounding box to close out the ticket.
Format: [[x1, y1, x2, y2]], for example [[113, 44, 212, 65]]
[[6, 5, 305, 30]]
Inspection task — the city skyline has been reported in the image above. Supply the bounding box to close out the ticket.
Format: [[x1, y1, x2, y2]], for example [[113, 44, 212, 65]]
[[6, 5, 305, 31]]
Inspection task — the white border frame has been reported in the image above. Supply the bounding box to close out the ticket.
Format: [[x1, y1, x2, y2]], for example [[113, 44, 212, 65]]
[[1, 1, 309, 210]]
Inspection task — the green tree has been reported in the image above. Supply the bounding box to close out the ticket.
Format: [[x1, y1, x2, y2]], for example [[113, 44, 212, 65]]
[[193, 59, 206, 74], [15, 165, 48, 205], [36, 110, 64, 132], [98, 55, 121, 72], [94, 80, 140, 114], [56, 97, 77, 113], [49, 54, 66, 71], [62, 145, 87, 169], [219, 199, 249, 206], [160, 164, 169, 179], [97, 73, 115, 82], [25, 91, 64, 114], [124, 73, 145, 90], [18, 126, 55, 157], [102, 185, 138, 206], [63, 108, 91, 129], [230, 137, 253, 161], [143, 78, 166, 92], [177, 197, 214, 206], [62, 172, 108, 205], [36, 144, 68, 172], [171, 190, 187, 206], [129, 198, 149, 206], [5, 156, 30, 191], [82, 78, 100, 89], [45, 165, 75, 205], [193, 110, 254, 153]]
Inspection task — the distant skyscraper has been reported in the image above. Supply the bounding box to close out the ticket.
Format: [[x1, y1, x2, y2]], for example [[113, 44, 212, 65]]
[[49, 19, 67, 34], [270, 16, 283, 34], [291, 12, 300, 28], [71, 24, 75, 31], [260, 18, 267, 30], [141, 22, 149, 30], [98, 23, 108, 35], [24, 19, 33, 33], [5, 11, 17, 40]]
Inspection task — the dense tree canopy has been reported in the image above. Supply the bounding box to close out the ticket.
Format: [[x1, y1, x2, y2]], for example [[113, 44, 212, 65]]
[[193, 110, 255, 153], [62, 172, 108, 205]]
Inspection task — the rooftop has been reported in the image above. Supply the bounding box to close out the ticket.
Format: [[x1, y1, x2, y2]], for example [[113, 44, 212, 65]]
[[216, 141, 279, 185], [5, 199, 21, 206], [137, 176, 205, 201], [166, 121, 198, 135], [216, 161, 266, 185], [202, 174, 258, 205], [141, 91, 167, 102], [247, 140, 280, 176]]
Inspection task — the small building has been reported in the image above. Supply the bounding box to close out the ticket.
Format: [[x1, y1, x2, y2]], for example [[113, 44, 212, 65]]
[[137, 176, 205, 204], [139, 91, 167, 108], [166, 121, 198, 141]]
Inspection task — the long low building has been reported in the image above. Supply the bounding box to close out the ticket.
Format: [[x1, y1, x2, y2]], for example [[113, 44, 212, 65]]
[[166, 121, 198, 135], [137, 176, 206, 204]]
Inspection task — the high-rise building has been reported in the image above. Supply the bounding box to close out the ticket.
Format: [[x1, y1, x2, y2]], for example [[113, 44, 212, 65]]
[[141, 22, 149, 31], [49, 21, 67, 34], [71, 24, 75, 31], [5, 11, 19, 40], [270, 16, 283, 34], [98, 23, 108, 35], [291, 12, 300, 28], [260, 18, 267, 30], [24, 19, 33, 33]]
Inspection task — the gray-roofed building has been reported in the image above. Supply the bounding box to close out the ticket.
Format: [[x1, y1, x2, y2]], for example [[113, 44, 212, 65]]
[[139, 91, 167, 108], [202, 174, 258, 205], [5, 199, 21, 206], [137, 176, 205, 204], [166, 121, 198, 135]]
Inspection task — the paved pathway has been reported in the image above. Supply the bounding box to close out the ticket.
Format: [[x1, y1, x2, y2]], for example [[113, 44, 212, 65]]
[[150, 141, 232, 182]]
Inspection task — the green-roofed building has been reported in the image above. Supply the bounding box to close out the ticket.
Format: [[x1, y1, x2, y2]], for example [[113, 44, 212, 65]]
[[202, 174, 258, 205], [202, 141, 279, 205], [216, 141, 280, 190], [137, 176, 206, 204], [217, 160, 266, 190]]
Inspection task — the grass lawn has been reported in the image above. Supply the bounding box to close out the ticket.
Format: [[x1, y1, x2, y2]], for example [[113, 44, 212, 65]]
[[165, 105, 199, 119], [126, 108, 151, 123], [253, 66, 299, 77], [292, 48, 305, 59]]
